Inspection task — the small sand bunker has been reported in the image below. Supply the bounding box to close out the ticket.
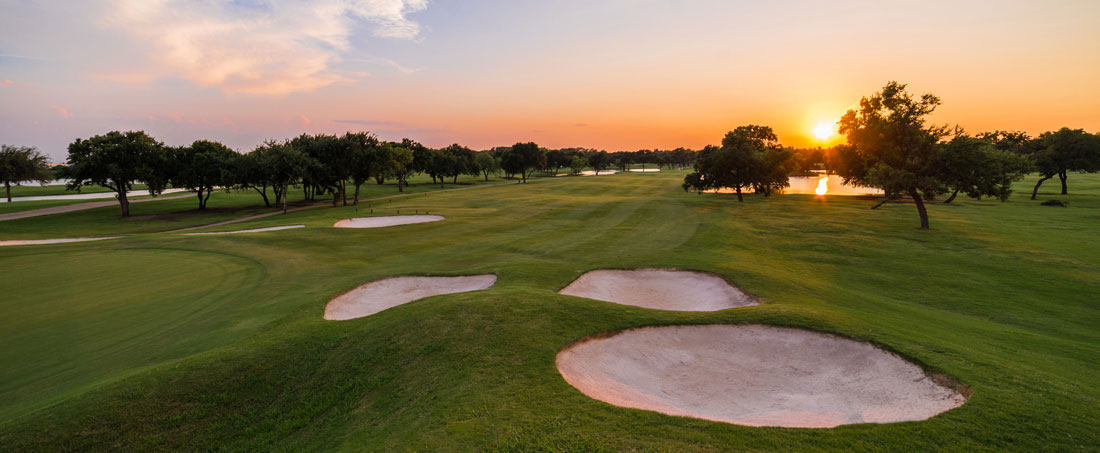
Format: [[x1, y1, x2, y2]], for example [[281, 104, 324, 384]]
[[333, 215, 443, 229], [557, 325, 967, 428], [628, 168, 661, 172], [559, 268, 756, 311], [182, 225, 305, 235], [579, 170, 617, 176], [324, 274, 496, 320], [0, 237, 119, 247]]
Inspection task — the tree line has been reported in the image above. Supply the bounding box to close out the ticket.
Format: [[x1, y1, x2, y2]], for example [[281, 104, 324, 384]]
[[684, 81, 1100, 228], [2, 131, 702, 217]]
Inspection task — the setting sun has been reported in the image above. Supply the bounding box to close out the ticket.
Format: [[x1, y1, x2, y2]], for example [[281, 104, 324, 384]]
[[813, 122, 835, 141]]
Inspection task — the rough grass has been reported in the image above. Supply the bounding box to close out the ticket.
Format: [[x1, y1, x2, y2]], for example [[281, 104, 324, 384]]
[[0, 171, 1097, 451]]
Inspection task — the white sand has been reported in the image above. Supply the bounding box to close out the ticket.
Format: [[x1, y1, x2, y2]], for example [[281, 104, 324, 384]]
[[559, 269, 756, 311], [0, 237, 119, 247], [333, 215, 444, 229], [557, 324, 967, 428], [628, 168, 661, 172], [182, 225, 305, 235], [579, 170, 618, 176], [324, 274, 497, 320]]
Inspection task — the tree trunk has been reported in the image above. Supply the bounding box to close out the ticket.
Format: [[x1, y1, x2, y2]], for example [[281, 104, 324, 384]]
[[1059, 171, 1068, 194], [118, 190, 130, 217], [252, 186, 270, 207], [943, 189, 960, 204], [736, 186, 743, 202], [453, 175, 458, 184], [341, 182, 348, 206], [484, 171, 489, 181], [5, 182, 10, 202], [398, 178, 404, 192], [282, 181, 289, 214], [203, 189, 212, 208], [871, 196, 891, 209], [197, 189, 206, 210], [522, 170, 527, 183], [909, 188, 929, 229], [354, 183, 361, 205], [1031, 175, 1052, 200], [375, 176, 384, 185]]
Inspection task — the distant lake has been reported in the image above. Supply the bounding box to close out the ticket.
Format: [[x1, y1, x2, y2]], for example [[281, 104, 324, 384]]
[[707, 174, 882, 196]]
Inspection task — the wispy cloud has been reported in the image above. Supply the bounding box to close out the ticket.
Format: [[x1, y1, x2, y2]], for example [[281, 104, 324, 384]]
[[0, 80, 14, 86], [104, 0, 428, 95], [50, 106, 73, 118], [0, 54, 50, 61]]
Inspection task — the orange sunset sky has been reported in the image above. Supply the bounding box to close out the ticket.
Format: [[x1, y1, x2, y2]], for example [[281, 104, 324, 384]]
[[2, 1, 1099, 160]]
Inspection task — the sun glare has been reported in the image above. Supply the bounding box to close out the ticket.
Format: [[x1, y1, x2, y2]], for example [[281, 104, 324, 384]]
[[813, 122, 835, 141], [815, 176, 828, 195]]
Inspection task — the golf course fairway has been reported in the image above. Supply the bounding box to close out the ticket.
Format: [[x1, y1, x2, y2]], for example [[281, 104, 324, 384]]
[[0, 171, 1097, 451]]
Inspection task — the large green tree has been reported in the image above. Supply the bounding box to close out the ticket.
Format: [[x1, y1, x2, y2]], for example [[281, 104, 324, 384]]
[[170, 140, 238, 210], [64, 131, 169, 217], [0, 145, 53, 202], [506, 142, 545, 183], [476, 151, 500, 181], [252, 140, 311, 213], [936, 133, 1031, 203], [1027, 128, 1100, 199], [586, 151, 610, 175], [235, 147, 275, 207], [380, 141, 415, 192], [682, 125, 789, 202], [836, 82, 949, 228], [345, 132, 380, 205]]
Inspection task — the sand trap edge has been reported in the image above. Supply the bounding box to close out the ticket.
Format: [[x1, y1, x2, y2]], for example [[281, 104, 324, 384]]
[[557, 267, 760, 308], [323, 273, 498, 321], [555, 323, 971, 428], [332, 215, 445, 229]]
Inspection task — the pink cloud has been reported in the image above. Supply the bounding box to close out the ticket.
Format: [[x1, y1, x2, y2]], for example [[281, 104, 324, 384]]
[[0, 80, 14, 86], [106, 0, 428, 95], [50, 106, 73, 118], [300, 115, 312, 126]]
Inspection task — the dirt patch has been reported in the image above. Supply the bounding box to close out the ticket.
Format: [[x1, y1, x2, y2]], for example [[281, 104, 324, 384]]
[[0, 237, 119, 247], [559, 268, 756, 311], [333, 215, 444, 229], [324, 274, 497, 320], [556, 324, 967, 428], [182, 225, 305, 235]]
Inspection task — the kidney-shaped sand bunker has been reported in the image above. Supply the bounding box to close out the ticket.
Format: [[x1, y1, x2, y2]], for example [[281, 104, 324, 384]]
[[559, 268, 756, 311], [333, 215, 443, 229], [324, 274, 496, 320], [556, 324, 967, 428]]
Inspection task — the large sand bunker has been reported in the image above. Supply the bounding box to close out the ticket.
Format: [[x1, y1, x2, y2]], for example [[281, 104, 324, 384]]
[[559, 269, 756, 311], [324, 274, 497, 320], [182, 225, 305, 235], [333, 215, 444, 229], [557, 324, 967, 428], [0, 237, 119, 247]]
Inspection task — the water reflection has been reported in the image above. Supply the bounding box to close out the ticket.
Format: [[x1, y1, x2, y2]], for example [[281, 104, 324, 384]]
[[705, 175, 882, 196]]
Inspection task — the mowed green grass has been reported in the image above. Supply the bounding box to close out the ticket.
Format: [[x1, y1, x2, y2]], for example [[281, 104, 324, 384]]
[[0, 171, 1097, 451], [0, 174, 506, 238]]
